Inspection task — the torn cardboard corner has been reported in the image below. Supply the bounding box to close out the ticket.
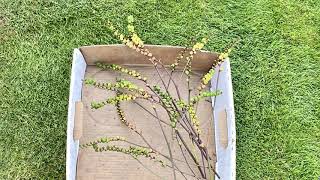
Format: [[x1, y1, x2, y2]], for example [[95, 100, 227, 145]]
[[72, 45, 221, 180]]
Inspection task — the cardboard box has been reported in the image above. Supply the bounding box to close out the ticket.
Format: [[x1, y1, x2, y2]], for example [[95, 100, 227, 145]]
[[66, 45, 236, 179]]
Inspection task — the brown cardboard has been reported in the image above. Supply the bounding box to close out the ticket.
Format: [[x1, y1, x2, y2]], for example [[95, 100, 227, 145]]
[[73, 101, 83, 140], [80, 45, 218, 71], [76, 45, 218, 179], [218, 109, 228, 149]]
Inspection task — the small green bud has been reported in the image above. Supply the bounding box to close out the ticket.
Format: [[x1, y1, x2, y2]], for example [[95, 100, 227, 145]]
[[170, 121, 176, 128], [85, 79, 95, 85]]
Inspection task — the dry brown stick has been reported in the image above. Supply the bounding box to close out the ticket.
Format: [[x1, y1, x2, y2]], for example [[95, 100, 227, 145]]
[[134, 98, 205, 178], [134, 101, 171, 126], [155, 60, 183, 101], [136, 87, 217, 178], [95, 142, 192, 180], [166, 37, 198, 91], [175, 133, 199, 179], [134, 100, 193, 144], [136, 46, 183, 102], [175, 114, 218, 178], [134, 96, 192, 136], [201, 151, 207, 179], [165, 47, 188, 90], [164, 164, 198, 179], [175, 130, 206, 178], [143, 82, 199, 145], [153, 106, 177, 180], [131, 155, 164, 180], [205, 147, 213, 180], [151, 91, 213, 174], [116, 101, 192, 179]]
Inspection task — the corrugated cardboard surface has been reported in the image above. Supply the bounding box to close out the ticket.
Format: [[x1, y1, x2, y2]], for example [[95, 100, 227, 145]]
[[76, 45, 218, 180]]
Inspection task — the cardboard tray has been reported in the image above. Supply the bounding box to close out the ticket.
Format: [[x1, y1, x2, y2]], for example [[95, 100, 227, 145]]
[[66, 45, 236, 180]]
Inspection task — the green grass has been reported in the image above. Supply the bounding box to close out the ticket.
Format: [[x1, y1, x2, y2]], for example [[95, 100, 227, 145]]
[[1, 0, 319, 179]]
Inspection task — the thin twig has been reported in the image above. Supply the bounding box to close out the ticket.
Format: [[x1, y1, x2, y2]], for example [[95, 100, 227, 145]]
[[175, 130, 205, 178], [166, 47, 188, 90], [131, 155, 165, 180], [134, 101, 170, 126], [153, 106, 177, 180], [175, 133, 198, 179]]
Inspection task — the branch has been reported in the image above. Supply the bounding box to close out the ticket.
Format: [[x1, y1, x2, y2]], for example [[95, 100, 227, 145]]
[[153, 106, 177, 180]]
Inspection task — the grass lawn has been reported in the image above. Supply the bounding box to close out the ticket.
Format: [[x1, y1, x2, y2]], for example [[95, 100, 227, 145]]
[[1, 0, 319, 179]]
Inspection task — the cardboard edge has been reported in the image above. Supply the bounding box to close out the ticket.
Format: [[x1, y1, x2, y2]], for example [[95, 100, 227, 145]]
[[66, 49, 87, 180], [79, 44, 216, 54], [80, 44, 187, 49], [211, 59, 236, 180], [79, 44, 219, 71]]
